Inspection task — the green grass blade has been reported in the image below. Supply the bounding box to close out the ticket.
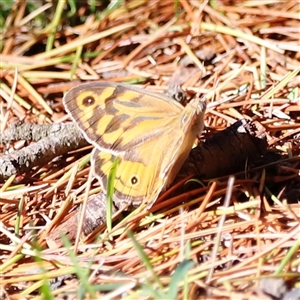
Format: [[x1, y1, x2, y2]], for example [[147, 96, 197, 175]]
[[127, 231, 164, 289], [106, 156, 119, 232], [274, 238, 300, 275], [61, 235, 96, 299], [167, 259, 194, 299], [46, 0, 66, 51], [261, 66, 300, 101]]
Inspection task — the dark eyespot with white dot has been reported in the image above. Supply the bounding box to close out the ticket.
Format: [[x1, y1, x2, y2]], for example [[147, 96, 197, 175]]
[[82, 96, 95, 106], [131, 176, 139, 185]]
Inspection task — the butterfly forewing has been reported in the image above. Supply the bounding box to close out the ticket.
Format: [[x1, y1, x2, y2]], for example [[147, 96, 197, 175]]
[[63, 82, 184, 154]]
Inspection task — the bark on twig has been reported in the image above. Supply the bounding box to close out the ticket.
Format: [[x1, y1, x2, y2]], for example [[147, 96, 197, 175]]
[[46, 193, 118, 246], [1, 121, 80, 143], [0, 122, 89, 181]]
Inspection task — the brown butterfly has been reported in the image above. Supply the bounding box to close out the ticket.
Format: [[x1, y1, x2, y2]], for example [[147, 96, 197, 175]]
[[63, 82, 205, 207]]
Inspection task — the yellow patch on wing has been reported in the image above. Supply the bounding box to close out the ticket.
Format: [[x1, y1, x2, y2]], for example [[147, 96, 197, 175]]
[[102, 128, 125, 145], [96, 114, 115, 135]]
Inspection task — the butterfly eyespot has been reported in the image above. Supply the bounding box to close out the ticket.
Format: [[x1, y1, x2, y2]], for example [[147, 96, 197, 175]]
[[131, 175, 139, 186], [82, 96, 95, 106]]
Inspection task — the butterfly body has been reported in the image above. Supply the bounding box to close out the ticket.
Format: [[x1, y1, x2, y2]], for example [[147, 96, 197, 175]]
[[63, 82, 205, 207]]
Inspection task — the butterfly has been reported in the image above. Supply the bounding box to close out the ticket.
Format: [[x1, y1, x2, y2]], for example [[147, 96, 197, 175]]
[[63, 82, 206, 208]]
